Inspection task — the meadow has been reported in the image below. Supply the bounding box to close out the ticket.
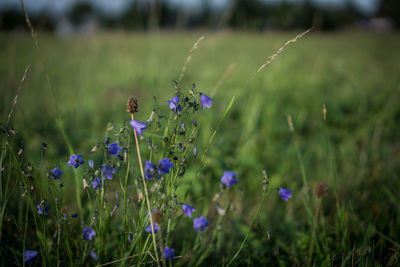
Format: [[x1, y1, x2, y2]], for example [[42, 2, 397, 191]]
[[0, 31, 399, 266]]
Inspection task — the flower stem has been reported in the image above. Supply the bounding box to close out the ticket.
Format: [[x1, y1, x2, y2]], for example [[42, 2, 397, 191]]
[[131, 113, 160, 265]]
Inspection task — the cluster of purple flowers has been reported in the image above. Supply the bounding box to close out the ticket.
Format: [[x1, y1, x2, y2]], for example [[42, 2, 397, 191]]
[[22, 88, 297, 266]]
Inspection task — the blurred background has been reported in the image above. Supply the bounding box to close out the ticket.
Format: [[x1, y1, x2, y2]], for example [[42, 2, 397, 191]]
[[1, 0, 400, 265], [0, 0, 399, 33]]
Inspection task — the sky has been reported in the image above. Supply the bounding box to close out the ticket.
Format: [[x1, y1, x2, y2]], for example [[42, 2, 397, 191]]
[[0, 0, 381, 17]]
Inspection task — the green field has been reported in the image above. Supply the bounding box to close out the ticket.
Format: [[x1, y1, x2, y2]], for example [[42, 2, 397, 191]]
[[1, 31, 400, 265]]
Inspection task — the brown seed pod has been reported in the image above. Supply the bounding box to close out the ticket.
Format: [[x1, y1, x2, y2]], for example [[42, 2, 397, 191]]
[[127, 96, 138, 113]]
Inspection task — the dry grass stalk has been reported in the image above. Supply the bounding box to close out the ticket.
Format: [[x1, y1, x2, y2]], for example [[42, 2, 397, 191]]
[[128, 98, 160, 265], [287, 115, 295, 132], [256, 28, 313, 74], [7, 64, 31, 126], [20, 0, 39, 50], [179, 36, 205, 82], [211, 63, 235, 97], [323, 103, 327, 121]]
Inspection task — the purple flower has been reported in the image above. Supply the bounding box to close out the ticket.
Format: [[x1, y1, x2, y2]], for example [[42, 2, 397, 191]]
[[71, 213, 79, 218], [163, 246, 175, 261], [145, 223, 160, 234], [182, 203, 196, 217], [278, 188, 292, 202], [88, 160, 94, 169], [51, 166, 63, 179], [200, 93, 214, 109], [91, 177, 102, 189], [108, 142, 122, 157], [166, 96, 181, 113], [90, 250, 99, 262], [24, 250, 38, 263], [130, 120, 147, 136], [68, 154, 84, 168], [145, 161, 157, 180], [158, 158, 173, 174], [101, 165, 116, 180], [220, 171, 238, 187], [83, 227, 96, 241], [37, 203, 50, 216], [193, 216, 209, 232]]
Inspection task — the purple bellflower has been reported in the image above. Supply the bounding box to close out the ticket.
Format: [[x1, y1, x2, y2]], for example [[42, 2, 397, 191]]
[[37, 203, 50, 216], [278, 188, 293, 202], [24, 250, 38, 263], [182, 203, 196, 217], [68, 154, 84, 168], [90, 250, 99, 262], [166, 96, 181, 113], [145, 161, 157, 180], [193, 216, 209, 232], [91, 177, 102, 189], [163, 246, 175, 261], [145, 223, 160, 234], [158, 158, 173, 174], [130, 120, 147, 136], [101, 165, 116, 180], [83, 227, 96, 241], [200, 93, 214, 109], [221, 171, 238, 187], [51, 166, 63, 179], [108, 142, 122, 157]]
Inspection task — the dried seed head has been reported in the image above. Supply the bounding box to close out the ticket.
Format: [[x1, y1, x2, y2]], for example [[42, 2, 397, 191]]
[[126, 96, 138, 113], [287, 115, 295, 132], [315, 182, 328, 199]]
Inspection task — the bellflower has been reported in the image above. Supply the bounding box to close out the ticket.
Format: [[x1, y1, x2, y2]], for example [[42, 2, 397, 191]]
[[68, 154, 84, 168], [101, 165, 116, 180], [90, 250, 99, 262], [278, 188, 292, 202], [88, 160, 94, 169], [24, 250, 38, 263], [83, 227, 96, 241], [200, 93, 214, 109], [158, 158, 173, 174], [51, 166, 63, 179], [166, 95, 181, 113], [145, 161, 157, 180], [163, 246, 175, 261], [221, 171, 238, 187], [145, 223, 160, 234], [91, 177, 102, 189], [37, 203, 50, 216], [193, 216, 209, 232], [182, 203, 196, 217], [129, 120, 147, 136], [108, 142, 122, 157]]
